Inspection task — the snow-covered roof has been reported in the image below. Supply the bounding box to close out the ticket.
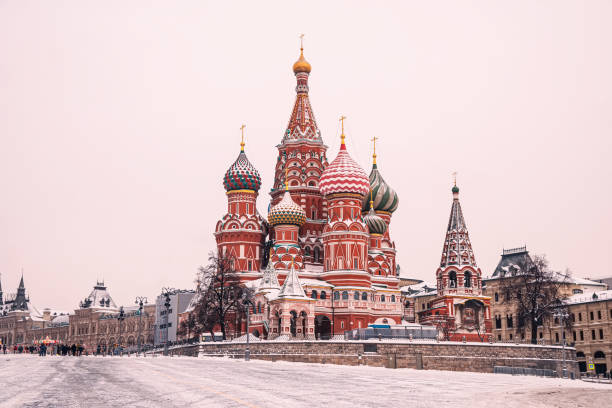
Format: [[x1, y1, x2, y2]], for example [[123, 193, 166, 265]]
[[81, 282, 117, 309], [566, 290, 612, 305], [278, 265, 308, 299], [299, 278, 334, 288], [401, 281, 438, 298], [258, 263, 281, 291], [51, 314, 70, 325]]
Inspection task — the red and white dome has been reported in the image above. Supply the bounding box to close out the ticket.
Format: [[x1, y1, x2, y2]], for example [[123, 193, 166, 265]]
[[320, 142, 370, 197]]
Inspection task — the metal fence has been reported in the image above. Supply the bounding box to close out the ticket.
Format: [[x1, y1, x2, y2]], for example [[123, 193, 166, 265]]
[[344, 326, 438, 341], [493, 366, 558, 378]]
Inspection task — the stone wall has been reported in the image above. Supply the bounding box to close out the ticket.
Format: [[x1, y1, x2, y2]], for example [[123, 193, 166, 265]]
[[183, 340, 578, 377]]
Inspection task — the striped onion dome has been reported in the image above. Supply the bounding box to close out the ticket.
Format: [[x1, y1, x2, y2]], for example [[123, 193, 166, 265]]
[[319, 142, 370, 197], [268, 191, 306, 226], [223, 150, 262, 192], [362, 163, 399, 213], [364, 206, 387, 235]]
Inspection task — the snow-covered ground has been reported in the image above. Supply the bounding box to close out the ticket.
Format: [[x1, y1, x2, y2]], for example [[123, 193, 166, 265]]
[[0, 354, 608, 408]]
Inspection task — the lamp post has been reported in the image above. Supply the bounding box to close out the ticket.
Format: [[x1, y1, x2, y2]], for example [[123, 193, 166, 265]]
[[135, 296, 148, 355], [161, 287, 174, 356], [117, 306, 125, 356], [242, 295, 254, 361], [554, 309, 569, 378]]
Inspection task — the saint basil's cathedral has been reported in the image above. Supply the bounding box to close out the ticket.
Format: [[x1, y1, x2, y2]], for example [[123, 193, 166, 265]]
[[214, 43, 491, 341]]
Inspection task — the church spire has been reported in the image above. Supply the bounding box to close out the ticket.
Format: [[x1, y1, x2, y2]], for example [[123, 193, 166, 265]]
[[283, 35, 321, 144], [440, 178, 477, 268], [278, 262, 307, 298]]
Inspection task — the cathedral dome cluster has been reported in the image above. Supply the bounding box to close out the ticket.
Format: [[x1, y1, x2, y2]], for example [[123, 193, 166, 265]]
[[223, 150, 262, 192], [363, 162, 399, 214], [319, 142, 370, 197], [364, 205, 387, 235], [268, 190, 307, 227]]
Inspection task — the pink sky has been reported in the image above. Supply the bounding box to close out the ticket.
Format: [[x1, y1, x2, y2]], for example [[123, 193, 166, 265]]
[[1, 1, 611, 311]]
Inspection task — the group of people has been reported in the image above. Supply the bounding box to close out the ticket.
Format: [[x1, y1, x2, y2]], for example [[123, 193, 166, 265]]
[[1, 343, 86, 356]]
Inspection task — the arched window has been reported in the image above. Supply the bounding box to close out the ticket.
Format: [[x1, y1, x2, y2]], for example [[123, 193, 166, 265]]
[[576, 351, 585, 358], [494, 292, 499, 302], [594, 351, 606, 359], [464, 271, 472, 288], [391, 295, 396, 302], [314, 247, 321, 263], [381, 295, 386, 302], [304, 247, 311, 257], [448, 271, 457, 288], [334, 291, 340, 300], [353, 291, 359, 300], [320, 291, 327, 300], [257, 302, 261, 314], [311, 290, 318, 299], [342, 291, 349, 300], [362, 292, 368, 301]]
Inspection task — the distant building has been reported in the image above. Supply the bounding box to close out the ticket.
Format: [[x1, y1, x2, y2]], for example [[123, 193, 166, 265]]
[[482, 246, 610, 375], [154, 290, 196, 345], [0, 278, 155, 353]]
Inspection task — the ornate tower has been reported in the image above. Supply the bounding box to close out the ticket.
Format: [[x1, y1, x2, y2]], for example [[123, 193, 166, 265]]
[[319, 118, 371, 287], [420, 180, 491, 341], [268, 175, 307, 275], [215, 128, 267, 281], [436, 182, 482, 296], [362, 139, 399, 279], [270, 39, 328, 266]]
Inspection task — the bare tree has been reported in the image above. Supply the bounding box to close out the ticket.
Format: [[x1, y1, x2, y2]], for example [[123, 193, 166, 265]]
[[194, 252, 253, 340], [498, 254, 571, 344], [177, 313, 198, 342]]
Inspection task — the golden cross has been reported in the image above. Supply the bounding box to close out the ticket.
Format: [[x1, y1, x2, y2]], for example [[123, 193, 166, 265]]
[[240, 124, 246, 151], [339, 115, 346, 144], [452, 171, 457, 186], [299, 34, 304, 50], [371, 136, 379, 164]]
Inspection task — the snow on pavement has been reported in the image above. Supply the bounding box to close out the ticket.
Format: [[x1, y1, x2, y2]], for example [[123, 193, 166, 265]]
[[0, 354, 609, 408]]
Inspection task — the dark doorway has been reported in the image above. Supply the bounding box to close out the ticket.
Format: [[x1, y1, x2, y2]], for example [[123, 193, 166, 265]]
[[290, 310, 297, 337], [315, 315, 332, 340], [595, 363, 607, 375]]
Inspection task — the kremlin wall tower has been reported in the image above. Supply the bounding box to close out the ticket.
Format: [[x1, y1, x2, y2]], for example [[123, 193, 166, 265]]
[[214, 43, 491, 340]]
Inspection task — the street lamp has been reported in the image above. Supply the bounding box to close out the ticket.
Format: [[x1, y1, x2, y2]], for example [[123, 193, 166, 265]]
[[135, 296, 148, 355], [554, 309, 570, 378], [161, 287, 174, 356], [117, 306, 125, 356], [242, 295, 254, 361]]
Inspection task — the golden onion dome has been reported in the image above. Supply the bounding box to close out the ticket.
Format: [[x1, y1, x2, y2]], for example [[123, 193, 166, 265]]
[[292, 48, 311, 74]]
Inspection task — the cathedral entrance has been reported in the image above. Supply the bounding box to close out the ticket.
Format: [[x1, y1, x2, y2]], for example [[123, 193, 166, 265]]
[[290, 311, 297, 337], [315, 315, 331, 340]]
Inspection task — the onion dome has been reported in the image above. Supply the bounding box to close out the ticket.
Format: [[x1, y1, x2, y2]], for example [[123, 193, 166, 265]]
[[362, 162, 399, 213], [364, 205, 387, 235], [268, 190, 306, 226], [292, 47, 311, 74], [319, 126, 370, 197], [223, 148, 262, 192], [452, 185, 459, 194]]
